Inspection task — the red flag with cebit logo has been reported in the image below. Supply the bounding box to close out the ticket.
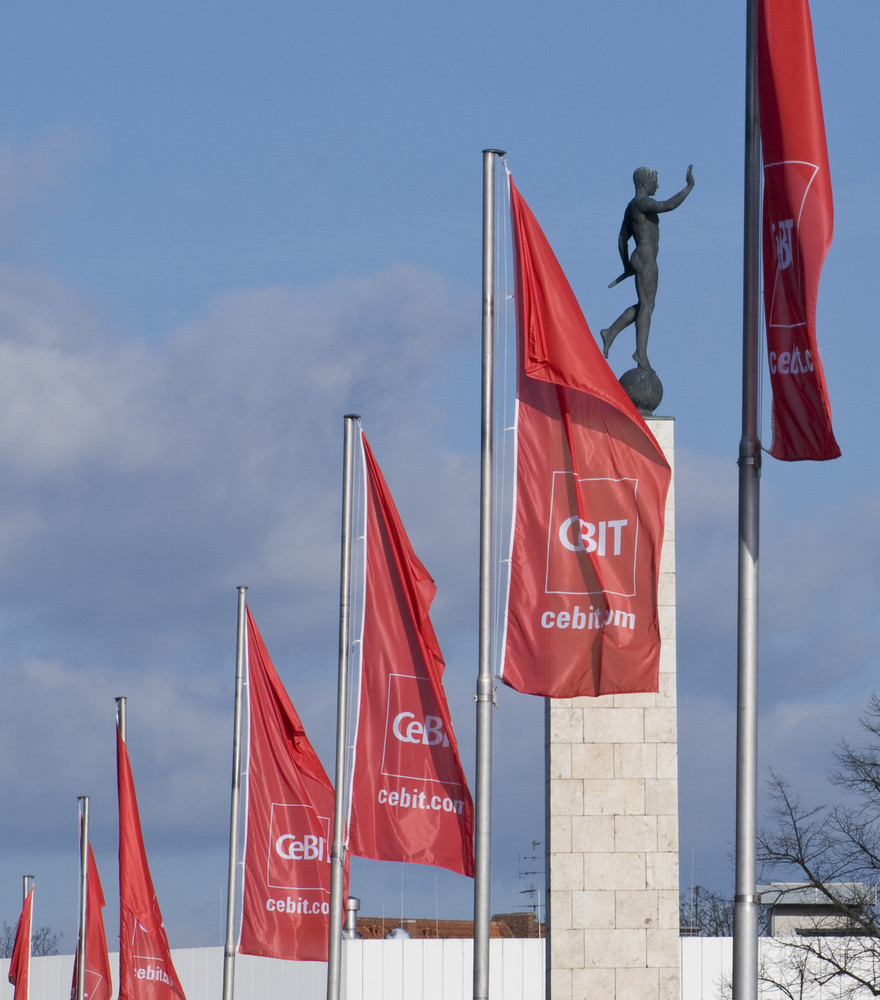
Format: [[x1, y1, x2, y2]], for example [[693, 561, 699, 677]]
[[71, 843, 113, 1000], [8, 887, 33, 1000], [499, 176, 670, 698], [348, 432, 474, 877], [759, 0, 839, 461], [238, 610, 343, 961], [117, 726, 186, 1000]]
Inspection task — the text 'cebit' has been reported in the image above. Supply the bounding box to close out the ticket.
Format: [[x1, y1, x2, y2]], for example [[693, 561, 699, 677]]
[[557, 517, 628, 555], [392, 712, 450, 747], [274, 834, 325, 861]]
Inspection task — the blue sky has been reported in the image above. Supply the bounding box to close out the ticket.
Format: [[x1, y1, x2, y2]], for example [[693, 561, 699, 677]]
[[1, 0, 879, 957]]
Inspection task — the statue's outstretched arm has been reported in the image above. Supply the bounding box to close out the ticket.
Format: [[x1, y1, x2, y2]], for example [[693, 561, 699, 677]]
[[648, 165, 695, 214]]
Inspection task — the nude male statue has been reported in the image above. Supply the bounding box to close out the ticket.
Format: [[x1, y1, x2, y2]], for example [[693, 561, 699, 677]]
[[601, 165, 694, 372]]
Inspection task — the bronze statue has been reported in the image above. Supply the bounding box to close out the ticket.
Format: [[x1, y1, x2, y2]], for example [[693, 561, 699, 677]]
[[601, 165, 694, 372]]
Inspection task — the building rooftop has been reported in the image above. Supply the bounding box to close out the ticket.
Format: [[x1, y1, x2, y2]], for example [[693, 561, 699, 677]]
[[757, 882, 876, 907], [354, 912, 545, 940]]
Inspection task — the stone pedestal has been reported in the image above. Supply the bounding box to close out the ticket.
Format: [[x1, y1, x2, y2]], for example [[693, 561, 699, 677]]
[[546, 417, 679, 1000]]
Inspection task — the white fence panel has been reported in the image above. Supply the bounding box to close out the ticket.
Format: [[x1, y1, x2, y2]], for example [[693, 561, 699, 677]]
[[1, 938, 545, 1000], [680, 937, 731, 1000], [342, 939, 544, 1000]]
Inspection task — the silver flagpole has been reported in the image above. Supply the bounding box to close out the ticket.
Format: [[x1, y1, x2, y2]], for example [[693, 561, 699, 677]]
[[222, 586, 248, 1000], [733, 0, 761, 997], [115, 696, 127, 1000], [327, 413, 360, 1000], [474, 148, 504, 1000], [21, 872, 33, 987], [75, 796, 89, 1000], [116, 696, 127, 742]]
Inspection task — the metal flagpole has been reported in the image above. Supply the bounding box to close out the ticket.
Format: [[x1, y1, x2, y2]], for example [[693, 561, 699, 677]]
[[733, 0, 761, 997], [21, 872, 34, 991], [115, 695, 128, 1000], [222, 586, 248, 1000], [116, 696, 127, 743], [474, 148, 504, 1000], [327, 413, 360, 1000], [75, 796, 89, 1000]]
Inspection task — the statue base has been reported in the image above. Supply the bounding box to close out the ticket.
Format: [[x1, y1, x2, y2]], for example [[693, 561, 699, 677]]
[[619, 367, 663, 416]]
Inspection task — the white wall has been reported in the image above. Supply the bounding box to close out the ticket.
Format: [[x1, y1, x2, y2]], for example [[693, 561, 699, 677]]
[[680, 937, 732, 1000], [0, 939, 545, 1000], [13, 937, 871, 1000], [344, 939, 545, 1000]]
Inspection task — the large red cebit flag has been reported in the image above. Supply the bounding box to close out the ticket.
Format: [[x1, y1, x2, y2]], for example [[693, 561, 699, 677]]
[[117, 726, 186, 1000], [8, 887, 33, 1000], [499, 177, 670, 698], [71, 844, 113, 1000], [238, 610, 342, 961], [348, 432, 474, 877], [758, 0, 839, 461]]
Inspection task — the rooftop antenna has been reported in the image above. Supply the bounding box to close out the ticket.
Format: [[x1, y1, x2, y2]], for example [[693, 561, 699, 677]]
[[518, 839, 544, 925]]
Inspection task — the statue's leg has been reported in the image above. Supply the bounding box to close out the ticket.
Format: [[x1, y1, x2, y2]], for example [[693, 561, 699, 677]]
[[601, 306, 637, 357], [633, 308, 654, 370], [632, 265, 657, 371]]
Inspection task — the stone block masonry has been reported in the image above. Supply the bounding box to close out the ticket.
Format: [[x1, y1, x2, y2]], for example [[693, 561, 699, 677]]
[[546, 417, 679, 1000]]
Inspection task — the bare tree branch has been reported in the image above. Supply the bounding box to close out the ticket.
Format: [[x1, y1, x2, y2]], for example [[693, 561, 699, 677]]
[[757, 696, 880, 995], [0, 922, 62, 958], [680, 885, 735, 936]]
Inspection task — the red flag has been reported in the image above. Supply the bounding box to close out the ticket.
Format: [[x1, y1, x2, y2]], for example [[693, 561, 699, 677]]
[[117, 725, 186, 1000], [71, 845, 113, 1000], [500, 176, 671, 698], [348, 432, 474, 877], [238, 610, 342, 961], [758, 0, 839, 461], [8, 887, 33, 1000]]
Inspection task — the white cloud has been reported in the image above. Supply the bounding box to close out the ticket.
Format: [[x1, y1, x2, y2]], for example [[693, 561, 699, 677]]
[[0, 261, 484, 937], [0, 260, 476, 633]]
